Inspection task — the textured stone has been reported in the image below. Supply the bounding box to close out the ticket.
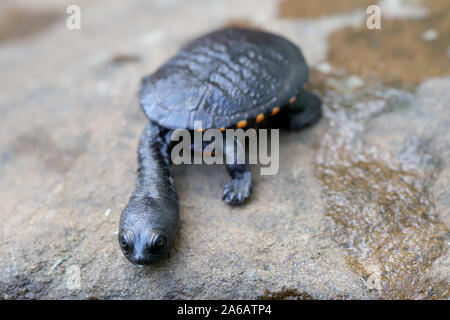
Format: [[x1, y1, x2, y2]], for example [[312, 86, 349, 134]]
[[0, 0, 448, 300]]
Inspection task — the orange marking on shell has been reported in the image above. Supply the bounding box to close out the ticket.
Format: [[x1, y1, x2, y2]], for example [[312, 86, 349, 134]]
[[237, 120, 247, 128], [219, 127, 225, 132], [203, 151, 216, 156], [256, 113, 264, 123], [289, 96, 296, 104], [271, 107, 280, 116]]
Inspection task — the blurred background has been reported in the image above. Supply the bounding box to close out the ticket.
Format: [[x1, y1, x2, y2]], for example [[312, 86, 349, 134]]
[[0, 0, 449, 299]]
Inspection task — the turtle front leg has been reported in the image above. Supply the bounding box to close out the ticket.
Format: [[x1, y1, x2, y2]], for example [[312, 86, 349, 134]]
[[286, 89, 322, 130], [222, 136, 252, 205]]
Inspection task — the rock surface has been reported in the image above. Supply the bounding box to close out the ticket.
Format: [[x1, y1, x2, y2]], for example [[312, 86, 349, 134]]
[[0, 0, 448, 299]]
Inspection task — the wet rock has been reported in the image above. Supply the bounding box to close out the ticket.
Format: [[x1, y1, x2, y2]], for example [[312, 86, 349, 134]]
[[261, 287, 314, 300], [328, 0, 450, 88], [279, 0, 373, 19], [379, 0, 427, 19], [421, 29, 439, 41], [326, 75, 365, 93], [317, 78, 450, 299], [315, 62, 332, 74]]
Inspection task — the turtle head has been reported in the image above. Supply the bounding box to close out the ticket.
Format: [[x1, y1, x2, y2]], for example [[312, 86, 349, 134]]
[[118, 197, 177, 266]]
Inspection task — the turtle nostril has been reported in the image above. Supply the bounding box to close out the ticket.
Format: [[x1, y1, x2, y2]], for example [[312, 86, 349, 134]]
[[135, 255, 144, 265]]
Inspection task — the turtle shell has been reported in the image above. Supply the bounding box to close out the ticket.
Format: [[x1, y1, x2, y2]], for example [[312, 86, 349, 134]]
[[140, 27, 308, 130]]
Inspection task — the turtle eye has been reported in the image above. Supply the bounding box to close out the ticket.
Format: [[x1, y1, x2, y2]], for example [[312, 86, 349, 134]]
[[147, 232, 167, 253], [119, 230, 134, 254]]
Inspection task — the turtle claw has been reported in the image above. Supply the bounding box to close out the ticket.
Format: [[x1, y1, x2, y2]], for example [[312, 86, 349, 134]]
[[222, 172, 251, 206]]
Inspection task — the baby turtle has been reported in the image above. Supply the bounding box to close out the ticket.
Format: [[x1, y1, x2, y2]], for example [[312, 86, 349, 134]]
[[119, 27, 322, 265]]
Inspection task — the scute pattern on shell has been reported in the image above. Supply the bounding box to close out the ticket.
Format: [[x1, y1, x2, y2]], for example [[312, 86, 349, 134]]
[[140, 27, 308, 130]]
